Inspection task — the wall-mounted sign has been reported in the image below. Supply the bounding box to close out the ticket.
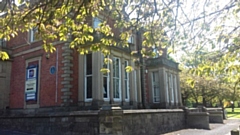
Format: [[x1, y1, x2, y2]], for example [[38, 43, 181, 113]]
[[26, 92, 36, 100], [27, 68, 37, 79], [25, 66, 38, 101], [50, 66, 56, 74], [25, 79, 37, 93]]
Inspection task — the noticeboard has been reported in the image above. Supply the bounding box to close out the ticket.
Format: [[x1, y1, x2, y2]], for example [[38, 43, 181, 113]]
[[25, 65, 38, 101]]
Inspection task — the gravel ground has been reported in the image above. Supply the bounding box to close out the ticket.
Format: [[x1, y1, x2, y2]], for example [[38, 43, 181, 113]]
[[162, 119, 240, 135]]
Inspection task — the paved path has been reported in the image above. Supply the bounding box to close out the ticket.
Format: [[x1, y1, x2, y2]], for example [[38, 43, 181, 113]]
[[163, 119, 240, 135], [0, 119, 239, 135], [0, 129, 36, 135]]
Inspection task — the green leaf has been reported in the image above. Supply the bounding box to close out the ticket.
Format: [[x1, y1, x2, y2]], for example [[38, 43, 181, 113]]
[[0, 51, 9, 60]]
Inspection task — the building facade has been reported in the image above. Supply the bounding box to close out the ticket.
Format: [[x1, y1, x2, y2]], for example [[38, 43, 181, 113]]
[[0, 17, 182, 111]]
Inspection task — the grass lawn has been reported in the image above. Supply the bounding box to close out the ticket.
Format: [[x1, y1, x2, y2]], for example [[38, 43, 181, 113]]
[[226, 108, 240, 119]]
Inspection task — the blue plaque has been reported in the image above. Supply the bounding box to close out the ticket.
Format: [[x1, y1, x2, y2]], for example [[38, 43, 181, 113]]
[[50, 66, 56, 74]]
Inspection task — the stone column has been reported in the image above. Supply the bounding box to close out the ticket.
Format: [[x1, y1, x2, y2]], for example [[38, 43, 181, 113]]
[[99, 105, 123, 135], [176, 73, 182, 106], [61, 42, 73, 106], [174, 73, 178, 107], [121, 57, 126, 105], [163, 68, 169, 108], [0, 61, 11, 109], [159, 68, 165, 107], [136, 68, 142, 108], [109, 54, 114, 104], [78, 54, 84, 106], [92, 52, 103, 109], [129, 60, 135, 106]]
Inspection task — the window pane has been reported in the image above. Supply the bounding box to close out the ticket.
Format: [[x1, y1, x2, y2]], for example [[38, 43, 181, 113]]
[[113, 57, 121, 99], [93, 17, 101, 28], [166, 72, 169, 101], [124, 60, 129, 100], [102, 55, 109, 99], [113, 79, 120, 98], [124, 61, 128, 79], [113, 58, 116, 77], [86, 76, 92, 98], [0, 39, 6, 47], [152, 72, 160, 103], [103, 77, 108, 98], [30, 27, 38, 42], [115, 58, 119, 77], [125, 80, 128, 99], [174, 75, 178, 102], [86, 54, 92, 75]]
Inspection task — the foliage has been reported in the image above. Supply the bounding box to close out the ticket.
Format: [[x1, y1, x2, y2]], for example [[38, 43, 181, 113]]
[[180, 49, 240, 107], [0, 51, 9, 60], [0, 0, 175, 60], [0, 0, 239, 95], [226, 108, 240, 119]]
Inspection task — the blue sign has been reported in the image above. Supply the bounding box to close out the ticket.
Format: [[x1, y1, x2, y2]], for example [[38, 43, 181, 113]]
[[25, 65, 38, 101], [50, 66, 56, 74]]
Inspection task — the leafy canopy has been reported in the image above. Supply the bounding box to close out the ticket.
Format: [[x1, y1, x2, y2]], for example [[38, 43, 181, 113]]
[[0, 0, 173, 59]]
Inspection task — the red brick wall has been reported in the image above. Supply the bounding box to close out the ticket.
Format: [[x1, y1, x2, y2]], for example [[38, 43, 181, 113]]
[[9, 43, 66, 108], [9, 55, 25, 108], [39, 44, 63, 107]]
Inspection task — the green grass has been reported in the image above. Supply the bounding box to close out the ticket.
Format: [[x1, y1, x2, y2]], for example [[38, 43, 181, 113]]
[[226, 108, 240, 119]]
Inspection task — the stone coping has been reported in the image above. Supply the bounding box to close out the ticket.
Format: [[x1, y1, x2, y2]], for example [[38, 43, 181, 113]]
[[0, 110, 99, 118], [188, 112, 209, 116], [208, 111, 223, 114], [124, 109, 184, 114], [206, 108, 223, 111], [0, 109, 185, 118]]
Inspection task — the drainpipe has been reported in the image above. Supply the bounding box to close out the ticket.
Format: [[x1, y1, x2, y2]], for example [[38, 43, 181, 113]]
[[55, 48, 59, 103], [137, 30, 146, 109], [140, 57, 146, 109]]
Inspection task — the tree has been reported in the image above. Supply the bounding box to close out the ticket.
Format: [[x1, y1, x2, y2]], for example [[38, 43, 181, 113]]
[[0, 0, 239, 83], [0, 0, 175, 60]]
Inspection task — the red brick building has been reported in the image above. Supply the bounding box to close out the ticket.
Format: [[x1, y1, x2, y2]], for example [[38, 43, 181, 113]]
[[0, 17, 182, 111]]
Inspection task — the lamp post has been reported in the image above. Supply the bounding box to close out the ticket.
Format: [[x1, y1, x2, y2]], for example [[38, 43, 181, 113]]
[[231, 101, 234, 112]]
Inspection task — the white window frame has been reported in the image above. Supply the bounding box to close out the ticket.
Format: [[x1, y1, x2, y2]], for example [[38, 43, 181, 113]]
[[84, 54, 93, 101], [124, 60, 130, 101], [128, 34, 134, 44], [29, 27, 38, 42], [113, 57, 121, 101], [152, 71, 160, 103], [102, 55, 110, 101]]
